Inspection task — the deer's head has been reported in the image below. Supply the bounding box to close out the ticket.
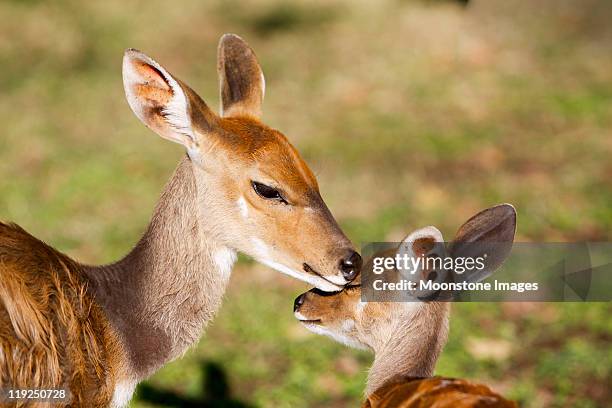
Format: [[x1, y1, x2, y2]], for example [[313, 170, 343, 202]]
[[122, 34, 360, 291], [294, 204, 516, 351]]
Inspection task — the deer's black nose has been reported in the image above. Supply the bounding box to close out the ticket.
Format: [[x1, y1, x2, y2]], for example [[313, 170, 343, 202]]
[[339, 250, 362, 281], [294, 293, 306, 312]]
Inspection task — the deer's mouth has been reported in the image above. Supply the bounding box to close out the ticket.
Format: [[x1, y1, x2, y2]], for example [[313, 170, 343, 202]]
[[294, 309, 322, 325], [297, 319, 322, 325], [303, 263, 344, 291], [256, 258, 343, 292]]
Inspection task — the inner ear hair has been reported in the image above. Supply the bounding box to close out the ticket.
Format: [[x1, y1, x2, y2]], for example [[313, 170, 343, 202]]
[[123, 49, 194, 144], [123, 49, 219, 152], [412, 237, 436, 258]]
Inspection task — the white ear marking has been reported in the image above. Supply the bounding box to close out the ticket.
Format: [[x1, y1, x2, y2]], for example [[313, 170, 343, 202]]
[[405, 226, 444, 245], [162, 79, 193, 140], [122, 49, 194, 144], [398, 226, 444, 258]]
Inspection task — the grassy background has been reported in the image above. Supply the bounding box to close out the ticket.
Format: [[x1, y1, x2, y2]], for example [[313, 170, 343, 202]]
[[1, 0, 611, 406]]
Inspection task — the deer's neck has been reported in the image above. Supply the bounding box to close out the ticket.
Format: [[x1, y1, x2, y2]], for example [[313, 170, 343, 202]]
[[85, 156, 236, 380], [366, 302, 450, 396]]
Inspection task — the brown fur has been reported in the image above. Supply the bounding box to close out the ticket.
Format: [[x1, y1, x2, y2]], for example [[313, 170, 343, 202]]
[[0, 223, 123, 408], [363, 377, 517, 408]]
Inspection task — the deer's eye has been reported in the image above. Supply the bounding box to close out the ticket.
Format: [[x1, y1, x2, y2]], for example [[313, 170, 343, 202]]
[[252, 181, 288, 204]]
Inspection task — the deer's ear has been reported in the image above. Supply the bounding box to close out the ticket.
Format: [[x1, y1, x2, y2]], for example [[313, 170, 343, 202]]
[[122, 49, 216, 150], [217, 34, 265, 119], [397, 226, 446, 280], [449, 204, 517, 277], [398, 226, 445, 258]]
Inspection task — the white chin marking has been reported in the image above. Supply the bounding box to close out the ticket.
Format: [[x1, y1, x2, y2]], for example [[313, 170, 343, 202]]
[[325, 274, 349, 286], [294, 311, 308, 320], [257, 259, 341, 292], [301, 323, 367, 350], [111, 381, 136, 408], [250, 238, 270, 259]]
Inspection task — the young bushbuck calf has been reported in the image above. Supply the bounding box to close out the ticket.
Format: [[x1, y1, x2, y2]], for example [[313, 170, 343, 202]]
[[0, 34, 361, 407], [294, 204, 518, 407]]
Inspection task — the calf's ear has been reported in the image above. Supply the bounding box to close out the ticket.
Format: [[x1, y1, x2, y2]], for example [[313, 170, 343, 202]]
[[449, 204, 517, 281]]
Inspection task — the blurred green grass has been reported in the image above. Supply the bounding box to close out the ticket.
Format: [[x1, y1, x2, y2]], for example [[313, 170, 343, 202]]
[[0, 0, 611, 407]]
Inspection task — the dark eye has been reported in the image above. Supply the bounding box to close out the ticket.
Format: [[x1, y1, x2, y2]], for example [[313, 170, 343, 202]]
[[252, 181, 288, 204]]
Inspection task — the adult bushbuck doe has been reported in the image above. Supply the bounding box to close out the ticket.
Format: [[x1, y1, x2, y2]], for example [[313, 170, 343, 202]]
[[0, 34, 361, 407], [294, 204, 518, 407]]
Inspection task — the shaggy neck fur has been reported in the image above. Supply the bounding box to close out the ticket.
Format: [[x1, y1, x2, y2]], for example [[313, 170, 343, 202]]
[[366, 302, 450, 396], [84, 156, 236, 381]]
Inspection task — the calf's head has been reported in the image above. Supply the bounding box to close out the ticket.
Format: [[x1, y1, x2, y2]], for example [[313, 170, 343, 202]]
[[294, 204, 517, 349]]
